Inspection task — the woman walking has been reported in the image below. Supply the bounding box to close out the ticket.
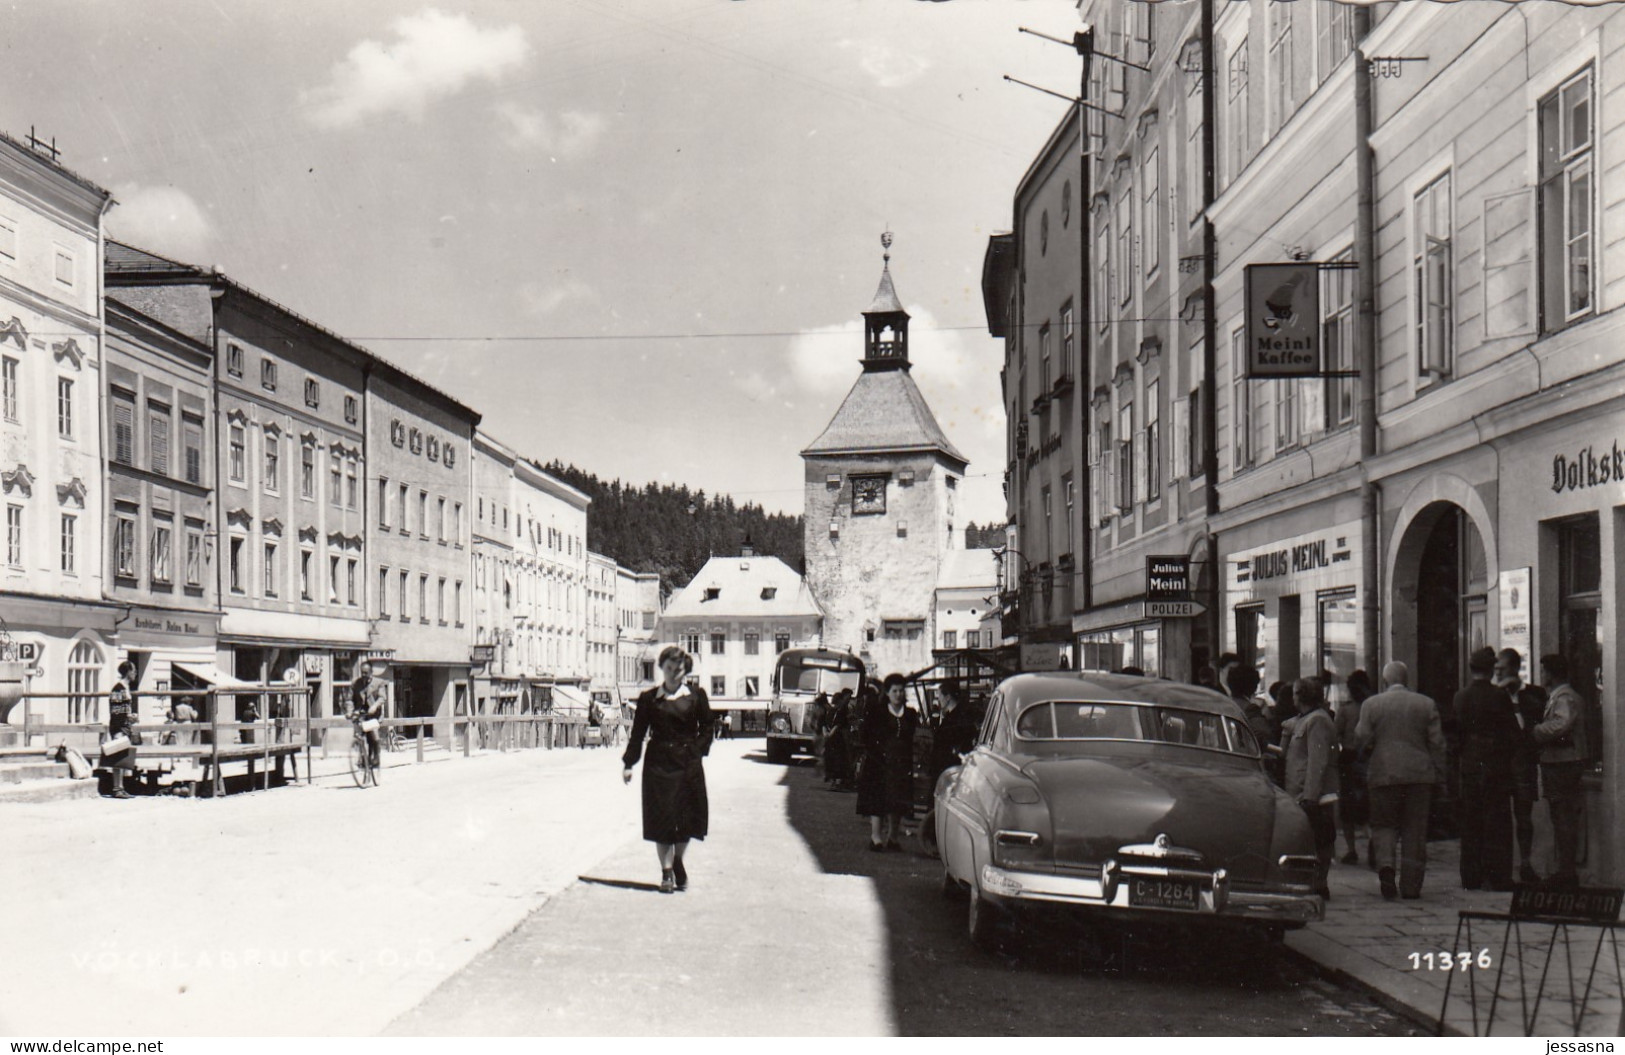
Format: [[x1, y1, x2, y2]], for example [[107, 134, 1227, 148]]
[[622, 646, 713, 893], [856, 674, 918, 852]]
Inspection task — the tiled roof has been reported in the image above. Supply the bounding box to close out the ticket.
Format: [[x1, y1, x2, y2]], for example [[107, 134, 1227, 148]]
[[801, 367, 968, 466], [104, 240, 479, 424], [105, 240, 207, 276], [864, 263, 906, 316], [661, 555, 822, 621]]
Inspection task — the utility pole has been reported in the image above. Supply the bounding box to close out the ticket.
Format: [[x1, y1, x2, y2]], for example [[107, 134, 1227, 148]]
[[1354, 5, 1381, 674], [1200, 0, 1222, 663]]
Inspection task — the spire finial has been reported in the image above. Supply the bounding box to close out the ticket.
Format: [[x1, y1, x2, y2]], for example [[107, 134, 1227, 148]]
[[881, 229, 893, 266]]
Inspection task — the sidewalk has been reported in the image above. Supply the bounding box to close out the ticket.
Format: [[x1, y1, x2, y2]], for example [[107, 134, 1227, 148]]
[[1285, 838, 1623, 1037]]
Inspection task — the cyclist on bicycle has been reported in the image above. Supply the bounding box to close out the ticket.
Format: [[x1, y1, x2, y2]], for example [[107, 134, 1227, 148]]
[[350, 672, 385, 769]]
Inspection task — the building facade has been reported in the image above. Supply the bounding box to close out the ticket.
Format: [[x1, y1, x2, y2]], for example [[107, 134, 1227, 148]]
[[585, 550, 618, 705], [991, 1, 1622, 882], [933, 549, 1002, 655], [616, 565, 661, 705], [366, 361, 479, 734], [106, 243, 371, 724], [0, 134, 115, 727], [469, 434, 591, 714], [803, 242, 970, 678], [658, 550, 822, 722], [102, 295, 219, 705]]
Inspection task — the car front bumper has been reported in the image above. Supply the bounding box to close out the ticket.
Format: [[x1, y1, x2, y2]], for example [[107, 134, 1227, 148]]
[[977, 862, 1323, 925]]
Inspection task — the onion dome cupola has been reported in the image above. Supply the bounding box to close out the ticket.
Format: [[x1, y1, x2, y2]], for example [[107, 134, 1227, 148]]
[[862, 231, 910, 372]]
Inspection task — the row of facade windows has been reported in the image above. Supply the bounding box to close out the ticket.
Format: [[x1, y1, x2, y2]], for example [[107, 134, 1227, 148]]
[[2, 357, 78, 439], [376, 477, 464, 547], [224, 534, 360, 607], [474, 493, 583, 555], [677, 630, 793, 656], [222, 342, 358, 423], [4, 506, 81, 575], [226, 422, 364, 511], [1024, 57, 1595, 533], [376, 564, 465, 626], [110, 391, 205, 483], [0, 215, 78, 288], [111, 508, 206, 588]]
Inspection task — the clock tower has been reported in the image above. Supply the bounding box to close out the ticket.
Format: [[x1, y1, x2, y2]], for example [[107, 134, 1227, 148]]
[[802, 234, 969, 677]]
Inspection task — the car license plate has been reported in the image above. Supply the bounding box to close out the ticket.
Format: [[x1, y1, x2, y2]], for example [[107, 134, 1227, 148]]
[[1128, 877, 1200, 910]]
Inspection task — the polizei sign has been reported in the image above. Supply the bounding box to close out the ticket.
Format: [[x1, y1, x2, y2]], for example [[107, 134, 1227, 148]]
[[1245, 263, 1322, 378]]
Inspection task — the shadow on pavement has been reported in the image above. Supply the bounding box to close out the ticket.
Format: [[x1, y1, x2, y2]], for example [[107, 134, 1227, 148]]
[[577, 875, 665, 893], [775, 754, 1417, 1036]]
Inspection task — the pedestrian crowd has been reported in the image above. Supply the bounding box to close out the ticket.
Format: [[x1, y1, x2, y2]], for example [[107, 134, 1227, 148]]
[[1203, 644, 1591, 902]]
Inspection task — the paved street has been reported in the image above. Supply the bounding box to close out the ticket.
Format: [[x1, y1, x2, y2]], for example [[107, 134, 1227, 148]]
[[392, 742, 1421, 1037], [2, 739, 1423, 1037]]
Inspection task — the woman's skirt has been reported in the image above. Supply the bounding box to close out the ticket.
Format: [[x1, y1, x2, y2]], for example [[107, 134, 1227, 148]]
[[641, 740, 708, 843]]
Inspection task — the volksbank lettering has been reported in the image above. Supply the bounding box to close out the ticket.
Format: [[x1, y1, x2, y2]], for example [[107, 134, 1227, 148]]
[[1551, 441, 1625, 494]]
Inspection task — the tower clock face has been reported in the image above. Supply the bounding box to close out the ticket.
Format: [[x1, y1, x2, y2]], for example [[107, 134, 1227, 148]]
[[851, 475, 887, 515]]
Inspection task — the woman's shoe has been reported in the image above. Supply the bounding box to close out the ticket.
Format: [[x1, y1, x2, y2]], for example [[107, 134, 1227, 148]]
[[868, 841, 886, 853], [673, 860, 688, 891], [660, 870, 675, 894]]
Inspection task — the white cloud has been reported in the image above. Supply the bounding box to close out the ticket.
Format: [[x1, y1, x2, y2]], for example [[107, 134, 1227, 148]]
[[519, 278, 594, 317], [839, 39, 930, 89], [106, 184, 212, 261], [304, 9, 529, 129], [496, 103, 607, 159]]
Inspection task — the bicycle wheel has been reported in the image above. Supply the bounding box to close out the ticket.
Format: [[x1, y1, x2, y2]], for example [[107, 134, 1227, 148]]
[[368, 747, 380, 786], [349, 737, 367, 788]]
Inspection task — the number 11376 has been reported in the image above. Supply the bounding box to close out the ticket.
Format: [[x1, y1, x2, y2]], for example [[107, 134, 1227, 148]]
[[1408, 949, 1492, 971]]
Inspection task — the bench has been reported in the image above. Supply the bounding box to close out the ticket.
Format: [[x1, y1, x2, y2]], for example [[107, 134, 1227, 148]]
[[98, 741, 308, 796]]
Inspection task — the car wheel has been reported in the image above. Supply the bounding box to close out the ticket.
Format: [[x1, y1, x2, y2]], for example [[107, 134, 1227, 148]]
[[1264, 924, 1286, 945], [940, 863, 963, 899], [968, 879, 999, 951], [766, 740, 791, 765]]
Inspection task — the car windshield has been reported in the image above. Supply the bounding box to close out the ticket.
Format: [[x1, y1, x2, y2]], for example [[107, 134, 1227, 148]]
[[1014, 700, 1259, 758]]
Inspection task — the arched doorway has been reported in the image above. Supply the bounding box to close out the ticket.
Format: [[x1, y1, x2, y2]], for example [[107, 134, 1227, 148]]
[[1393, 500, 1490, 838]]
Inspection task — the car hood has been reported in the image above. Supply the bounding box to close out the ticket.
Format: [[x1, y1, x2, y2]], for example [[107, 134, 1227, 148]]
[[1022, 754, 1283, 881]]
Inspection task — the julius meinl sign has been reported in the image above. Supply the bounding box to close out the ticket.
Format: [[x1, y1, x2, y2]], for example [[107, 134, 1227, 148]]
[[1146, 556, 1205, 618], [1245, 262, 1323, 379]]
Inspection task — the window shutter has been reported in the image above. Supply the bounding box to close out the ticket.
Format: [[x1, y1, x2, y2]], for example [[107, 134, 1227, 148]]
[[150, 411, 169, 475], [1423, 235, 1453, 373], [1173, 397, 1190, 479], [113, 399, 133, 463]]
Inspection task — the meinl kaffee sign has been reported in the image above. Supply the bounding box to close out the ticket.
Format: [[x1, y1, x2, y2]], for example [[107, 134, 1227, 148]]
[[1245, 263, 1322, 378]]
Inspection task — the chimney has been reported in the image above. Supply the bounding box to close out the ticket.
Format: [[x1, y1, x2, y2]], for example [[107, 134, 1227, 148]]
[[741, 534, 755, 559]]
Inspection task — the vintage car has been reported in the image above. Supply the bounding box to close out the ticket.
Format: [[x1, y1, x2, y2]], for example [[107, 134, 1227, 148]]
[[934, 672, 1323, 949]]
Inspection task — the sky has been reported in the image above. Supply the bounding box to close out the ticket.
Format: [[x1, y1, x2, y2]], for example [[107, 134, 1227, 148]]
[[5, 0, 1085, 526]]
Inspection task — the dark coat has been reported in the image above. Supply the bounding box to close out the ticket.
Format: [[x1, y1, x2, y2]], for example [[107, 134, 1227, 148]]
[[1453, 679, 1521, 774], [623, 684, 713, 843], [856, 702, 918, 818]]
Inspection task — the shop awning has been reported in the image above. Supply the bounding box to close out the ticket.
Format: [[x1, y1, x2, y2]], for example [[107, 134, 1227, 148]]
[[171, 662, 264, 692], [552, 684, 591, 714]]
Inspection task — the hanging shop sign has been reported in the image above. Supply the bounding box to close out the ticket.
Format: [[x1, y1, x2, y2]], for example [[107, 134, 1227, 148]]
[[1245, 263, 1322, 378], [1145, 555, 1204, 617]]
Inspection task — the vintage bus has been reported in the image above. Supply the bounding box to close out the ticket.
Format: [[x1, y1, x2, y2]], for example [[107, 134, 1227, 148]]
[[765, 647, 866, 765]]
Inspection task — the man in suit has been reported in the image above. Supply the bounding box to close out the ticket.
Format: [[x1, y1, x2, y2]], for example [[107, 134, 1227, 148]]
[[1355, 661, 1447, 900]]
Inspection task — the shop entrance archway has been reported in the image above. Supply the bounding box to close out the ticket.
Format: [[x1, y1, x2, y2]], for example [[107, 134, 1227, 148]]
[[1391, 499, 1491, 839]]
